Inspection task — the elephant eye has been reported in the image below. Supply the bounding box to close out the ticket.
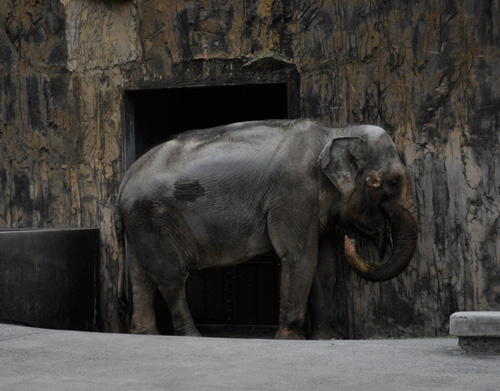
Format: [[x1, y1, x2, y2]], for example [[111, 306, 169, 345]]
[[387, 178, 401, 189]]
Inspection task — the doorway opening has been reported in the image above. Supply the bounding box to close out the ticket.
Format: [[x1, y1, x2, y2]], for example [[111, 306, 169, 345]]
[[126, 83, 294, 163], [125, 82, 299, 337]]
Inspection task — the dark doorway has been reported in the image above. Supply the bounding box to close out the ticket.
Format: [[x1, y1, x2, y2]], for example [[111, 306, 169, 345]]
[[127, 83, 293, 162], [125, 82, 299, 337]]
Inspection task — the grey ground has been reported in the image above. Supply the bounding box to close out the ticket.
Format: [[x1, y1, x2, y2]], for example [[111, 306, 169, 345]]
[[1, 324, 499, 391]]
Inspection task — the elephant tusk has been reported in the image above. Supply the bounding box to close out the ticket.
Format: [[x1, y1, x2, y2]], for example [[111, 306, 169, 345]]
[[344, 235, 372, 274]]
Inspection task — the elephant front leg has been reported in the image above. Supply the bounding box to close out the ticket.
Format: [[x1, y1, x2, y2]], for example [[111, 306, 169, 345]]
[[267, 196, 320, 340], [275, 251, 319, 340], [268, 218, 319, 340]]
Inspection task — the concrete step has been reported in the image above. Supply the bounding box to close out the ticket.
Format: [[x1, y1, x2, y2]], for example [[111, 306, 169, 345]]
[[450, 312, 500, 354]]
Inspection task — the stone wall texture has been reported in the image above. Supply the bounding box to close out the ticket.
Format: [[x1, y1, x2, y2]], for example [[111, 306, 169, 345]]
[[1, 0, 499, 337]]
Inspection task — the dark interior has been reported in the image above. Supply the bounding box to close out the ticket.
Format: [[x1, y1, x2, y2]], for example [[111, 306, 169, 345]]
[[126, 83, 295, 337], [131, 83, 289, 159]]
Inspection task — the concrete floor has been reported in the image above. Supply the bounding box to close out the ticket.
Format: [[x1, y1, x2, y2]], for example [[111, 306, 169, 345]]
[[1, 324, 499, 391]]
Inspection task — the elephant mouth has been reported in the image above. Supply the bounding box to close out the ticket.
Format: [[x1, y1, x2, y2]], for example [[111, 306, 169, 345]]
[[344, 201, 418, 282]]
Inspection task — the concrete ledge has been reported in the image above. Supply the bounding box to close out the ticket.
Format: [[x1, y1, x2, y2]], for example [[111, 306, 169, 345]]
[[450, 312, 500, 337], [450, 312, 500, 354]]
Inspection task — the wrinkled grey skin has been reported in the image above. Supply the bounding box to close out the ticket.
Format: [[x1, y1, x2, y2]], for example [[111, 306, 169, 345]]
[[116, 119, 418, 339]]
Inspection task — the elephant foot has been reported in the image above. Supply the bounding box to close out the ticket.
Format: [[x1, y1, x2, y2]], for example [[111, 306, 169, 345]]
[[275, 328, 305, 340], [129, 325, 160, 335], [309, 331, 339, 340], [130, 315, 160, 335], [176, 327, 202, 337], [308, 326, 341, 340]]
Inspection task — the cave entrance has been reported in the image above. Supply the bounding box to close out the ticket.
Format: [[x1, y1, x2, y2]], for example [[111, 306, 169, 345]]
[[125, 82, 299, 337]]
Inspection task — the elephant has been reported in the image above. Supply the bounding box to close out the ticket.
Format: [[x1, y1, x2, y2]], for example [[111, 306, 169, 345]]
[[115, 119, 418, 339]]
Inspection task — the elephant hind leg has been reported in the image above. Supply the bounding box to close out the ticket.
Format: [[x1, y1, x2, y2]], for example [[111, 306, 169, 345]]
[[158, 275, 201, 337], [129, 253, 159, 335]]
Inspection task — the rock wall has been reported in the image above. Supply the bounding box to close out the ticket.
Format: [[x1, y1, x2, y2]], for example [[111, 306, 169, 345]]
[[1, 0, 499, 337]]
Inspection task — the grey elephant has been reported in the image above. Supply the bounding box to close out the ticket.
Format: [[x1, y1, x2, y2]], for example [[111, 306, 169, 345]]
[[115, 119, 418, 339]]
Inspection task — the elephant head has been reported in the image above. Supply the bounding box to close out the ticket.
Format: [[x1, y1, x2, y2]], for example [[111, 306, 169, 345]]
[[319, 126, 418, 282]]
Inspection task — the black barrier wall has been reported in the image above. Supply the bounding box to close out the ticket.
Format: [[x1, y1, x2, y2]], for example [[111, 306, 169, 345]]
[[0, 229, 99, 331]]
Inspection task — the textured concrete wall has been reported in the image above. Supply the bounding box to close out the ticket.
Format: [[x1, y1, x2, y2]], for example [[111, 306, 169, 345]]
[[1, 0, 499, 337]]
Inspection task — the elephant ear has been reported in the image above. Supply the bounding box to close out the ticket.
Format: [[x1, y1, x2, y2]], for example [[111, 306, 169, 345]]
[[318, 136, 366, 201]]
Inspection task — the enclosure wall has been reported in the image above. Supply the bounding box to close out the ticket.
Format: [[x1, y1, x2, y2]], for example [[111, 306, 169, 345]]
[[1, 0, 499, 337]]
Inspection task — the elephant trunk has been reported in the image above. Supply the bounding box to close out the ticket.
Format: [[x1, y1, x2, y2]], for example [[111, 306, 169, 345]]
[[344, 201, 418, 282]]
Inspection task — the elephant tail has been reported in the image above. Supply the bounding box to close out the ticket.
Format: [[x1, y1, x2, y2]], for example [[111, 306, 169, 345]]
[[114, 200, 128, 330]]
